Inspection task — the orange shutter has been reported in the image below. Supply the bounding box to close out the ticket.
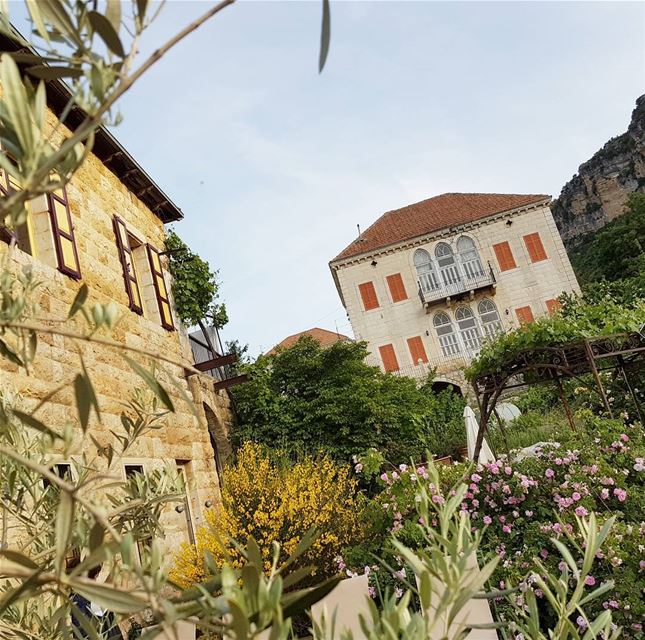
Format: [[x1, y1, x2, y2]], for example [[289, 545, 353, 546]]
[[113, 216, 143, 314], [379, 344, 399, 372], [492, 241, 517, 271], [523, 232, 548, 262], [407, 336, 428, 365], [515, 305, 534, 325], [546, 298, 561, 315], [358, 281, 379, 311], [386, 273, 408, 303]]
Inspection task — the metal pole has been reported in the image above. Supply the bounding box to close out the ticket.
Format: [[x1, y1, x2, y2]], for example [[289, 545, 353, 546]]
[[554, 374, 576, 432], [583, 339, 613, 418], [617, 355, 644, 424]]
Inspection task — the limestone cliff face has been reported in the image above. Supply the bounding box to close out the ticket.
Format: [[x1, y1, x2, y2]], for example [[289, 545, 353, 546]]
[[551, 95, 645, 247]]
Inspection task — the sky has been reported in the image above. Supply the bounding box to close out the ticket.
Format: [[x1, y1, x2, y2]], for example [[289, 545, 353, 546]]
[[14, 0, 645, 354]]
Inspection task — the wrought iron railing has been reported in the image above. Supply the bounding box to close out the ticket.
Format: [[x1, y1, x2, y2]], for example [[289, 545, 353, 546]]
[[418, 263, 496, 307]]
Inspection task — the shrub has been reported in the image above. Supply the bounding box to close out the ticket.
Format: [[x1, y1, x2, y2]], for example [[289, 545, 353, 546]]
[[171, 443, 364, 588], [343, 414, 645, 634]]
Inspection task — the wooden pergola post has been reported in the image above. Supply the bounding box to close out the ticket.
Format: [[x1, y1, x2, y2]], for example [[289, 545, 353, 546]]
[[583, 339, 613, 418]]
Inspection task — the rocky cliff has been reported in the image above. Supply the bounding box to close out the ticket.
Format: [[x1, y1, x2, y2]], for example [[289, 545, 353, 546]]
[[551, 94, 645, 247]]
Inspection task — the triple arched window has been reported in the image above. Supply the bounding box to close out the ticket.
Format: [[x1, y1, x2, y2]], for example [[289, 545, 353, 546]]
[[414, 236, 484, 293], [432, 299, 502, 357]]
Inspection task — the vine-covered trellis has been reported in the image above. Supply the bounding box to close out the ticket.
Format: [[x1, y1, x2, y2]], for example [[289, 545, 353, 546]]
[[470, 331, 645, 460]]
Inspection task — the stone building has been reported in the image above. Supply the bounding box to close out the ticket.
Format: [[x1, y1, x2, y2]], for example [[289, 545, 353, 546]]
[[266, 327, 351, 355], [329, 193, 580, 391], [0, 60, 235, 555]]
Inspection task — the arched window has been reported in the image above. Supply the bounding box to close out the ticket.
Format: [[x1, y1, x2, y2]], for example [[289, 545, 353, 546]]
[[414, 249, 439, 294], [435, 243, 461, 286], [455, 306, 481, 351], [478, 298, 502, 338], [457, 236, 484, 279], [433, 312, 460, 356]]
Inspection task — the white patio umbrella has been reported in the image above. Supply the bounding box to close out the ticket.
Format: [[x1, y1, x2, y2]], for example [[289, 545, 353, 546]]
[[464, 406, 495, 464]]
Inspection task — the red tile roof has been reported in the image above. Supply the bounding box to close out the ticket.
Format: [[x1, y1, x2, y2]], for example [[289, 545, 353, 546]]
[[267, 327, 351, 355], [332, 193, 549, 262]]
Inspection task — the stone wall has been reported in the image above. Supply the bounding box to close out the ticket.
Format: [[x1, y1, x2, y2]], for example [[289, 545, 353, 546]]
[[0, 108, 232, 556], [332, 202, 580, 391]]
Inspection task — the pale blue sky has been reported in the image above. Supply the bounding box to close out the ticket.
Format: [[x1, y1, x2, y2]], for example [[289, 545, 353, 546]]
[[15, 1, 645, 354]]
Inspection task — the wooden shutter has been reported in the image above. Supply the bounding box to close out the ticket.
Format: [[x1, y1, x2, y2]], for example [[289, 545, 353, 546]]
[[379, 344, 399, 372], [523, 232, 548, 262], [386, 273, 408, 303], [492, 241, 517, 271], [515, 305, 534, 325], [358, 281, 379, 311], [113, 216, 143, 314], [546, 298, 561, 315], [407, 336, 428, 365], [48, 187, 81, 278], [147, 243, 174, 330]]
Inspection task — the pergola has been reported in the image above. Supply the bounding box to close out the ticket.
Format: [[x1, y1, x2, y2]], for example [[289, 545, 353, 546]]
[[470, 331, 645, 460]]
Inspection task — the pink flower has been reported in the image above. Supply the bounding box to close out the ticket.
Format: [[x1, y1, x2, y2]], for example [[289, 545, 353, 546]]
[[585, 576, 596, 586], [502, 525, 511, 533], [540, 549, 549, 559], [620, 433, 629, 442], [613, 487, 627, 501], [572, 492, 581, 501], [471, 473, 482, 482], [504, 466, 512, 476], [483, 515, 492, 525], [545, 468, 555, 479], [380, 473, 388, 482], [575, 506, 588, 517], [431, 494, 445, 505]]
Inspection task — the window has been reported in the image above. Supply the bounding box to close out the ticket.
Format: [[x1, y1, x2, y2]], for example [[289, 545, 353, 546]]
[[455, 306, 481, 351], [378, 344, 399, 372], [433, 312, 460, 357], [414, 249, 439, 294], [43, 462, 73, 490], [176, 461, 196, 545], [457, 236, 484, 279], [492, 241, 517, 271], [113, 216, 143, 314], [147, 244, 174, 330], [47, 187, 81, 278], [407, 336, 428, 365], [523, 232, 548, 263], [478, 299, 502, 338], [358, 281, 379, 311], [386, 273, 408, 302], [435, 243, 461, 286], [0, 161, 33, 254], [124, 464, 152, 559], [546, 298, 561, 315], [515, 305, 534, 324]]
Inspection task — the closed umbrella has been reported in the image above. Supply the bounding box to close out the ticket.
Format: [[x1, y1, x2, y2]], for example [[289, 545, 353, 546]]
[[464, 406, 495, 464]]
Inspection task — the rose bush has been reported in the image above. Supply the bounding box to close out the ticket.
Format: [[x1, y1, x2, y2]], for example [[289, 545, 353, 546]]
[[342, 413, 645, 636]]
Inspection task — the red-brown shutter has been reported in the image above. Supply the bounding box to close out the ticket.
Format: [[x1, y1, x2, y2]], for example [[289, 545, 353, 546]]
[[523, 232, 548, 262], [113, 217, 143, 314], [546, 298, 561, 315], [48, 187, 81, 279], [515, 305, 534, 325], [492, 241, 517, 271], [386, 273, 408, 303], [358, 281, 379, 311], [407, 336, 428, 365], [147, 243, 174, 330], [379, 344, 399, 372]]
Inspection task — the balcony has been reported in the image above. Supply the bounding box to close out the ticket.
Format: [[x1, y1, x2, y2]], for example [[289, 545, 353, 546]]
[[417, 262, 496, 311]]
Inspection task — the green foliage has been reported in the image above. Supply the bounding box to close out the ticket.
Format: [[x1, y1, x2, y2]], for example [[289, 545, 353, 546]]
[[466, 296, 644, 382], [165, 229, 228, 328], [231, 336, 465, 463], [569, 193, 645, 285]]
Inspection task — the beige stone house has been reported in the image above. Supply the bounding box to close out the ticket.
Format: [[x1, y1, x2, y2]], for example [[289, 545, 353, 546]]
[[266, 327, 351, 355], [329, 193, 580, 391], [0, 58, 235, 554]]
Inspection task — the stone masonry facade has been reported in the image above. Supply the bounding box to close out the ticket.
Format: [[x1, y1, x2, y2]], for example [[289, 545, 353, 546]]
[[330, 195, 580, 392], [0, 106, 232, 556]]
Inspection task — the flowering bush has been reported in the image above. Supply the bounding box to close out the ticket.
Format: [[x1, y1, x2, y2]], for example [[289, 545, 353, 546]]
[[171, 443, 364, 588], [342, 414, 645, 635]]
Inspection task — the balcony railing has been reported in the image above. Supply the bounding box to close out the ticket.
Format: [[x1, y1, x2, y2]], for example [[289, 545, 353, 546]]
[[418, 262, 496, 309]]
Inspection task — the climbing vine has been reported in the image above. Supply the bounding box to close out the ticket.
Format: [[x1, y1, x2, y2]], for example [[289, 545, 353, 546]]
[[165, 229, 228, 329]]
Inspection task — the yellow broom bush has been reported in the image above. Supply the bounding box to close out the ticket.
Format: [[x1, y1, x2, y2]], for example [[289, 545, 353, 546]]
[[170, 442, 363, 587]]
